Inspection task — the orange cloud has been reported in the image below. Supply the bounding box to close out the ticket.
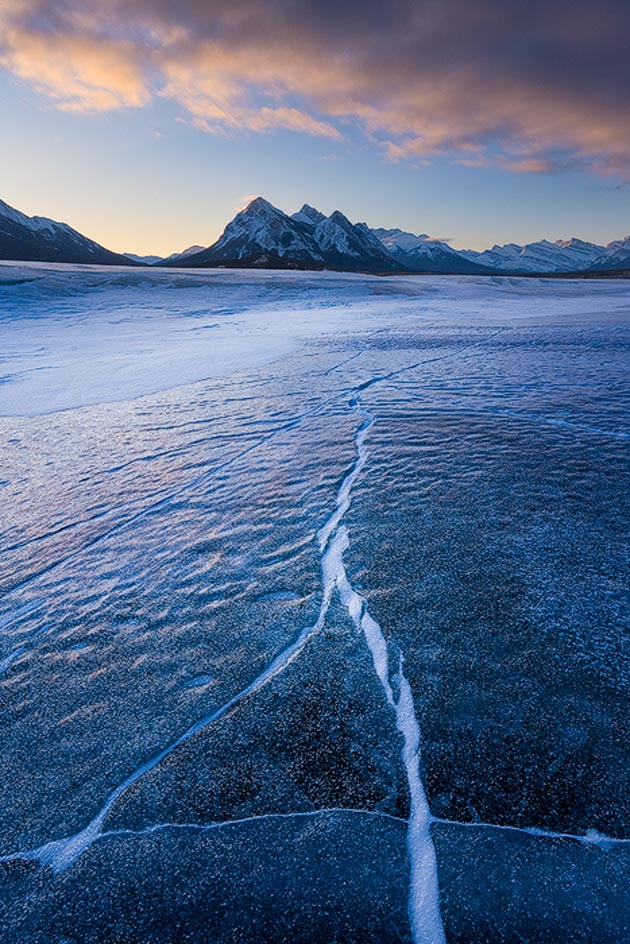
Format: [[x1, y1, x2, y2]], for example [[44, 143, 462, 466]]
[[0, 27, 149, 111]]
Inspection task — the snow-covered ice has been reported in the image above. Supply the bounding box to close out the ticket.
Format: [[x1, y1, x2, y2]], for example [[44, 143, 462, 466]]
[[3, 262, 630, 417]]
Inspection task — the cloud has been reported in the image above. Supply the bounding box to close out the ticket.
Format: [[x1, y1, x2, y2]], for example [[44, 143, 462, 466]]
[[190, 108, 341, 138], [0, 4, 150, 111], [1, 0, 629, 176]]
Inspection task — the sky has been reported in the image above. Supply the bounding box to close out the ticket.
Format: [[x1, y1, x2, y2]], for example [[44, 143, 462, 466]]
[[1, 0, 629, 256]]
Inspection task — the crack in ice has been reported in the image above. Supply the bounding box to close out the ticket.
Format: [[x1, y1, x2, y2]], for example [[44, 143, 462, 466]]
[[434, 816, 630, 849], [96, 811, 630, 852], [319, 399, 446, 944], [95, 807, 405, 842]]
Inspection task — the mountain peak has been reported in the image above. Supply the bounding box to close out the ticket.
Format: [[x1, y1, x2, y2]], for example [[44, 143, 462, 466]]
[[292, 204, 326, 226], [373, 227, 431, 241], [328, 209, 353, 228], [606, 235, 630, 249], [243, 196, 279, 215]]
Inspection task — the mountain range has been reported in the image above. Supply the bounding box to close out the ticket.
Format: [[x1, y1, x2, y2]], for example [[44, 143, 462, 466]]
[[125, 245, 206, 266], [459, 237, 630, 273], [159, 199, 405, 273], [1, 195, 629, 275]]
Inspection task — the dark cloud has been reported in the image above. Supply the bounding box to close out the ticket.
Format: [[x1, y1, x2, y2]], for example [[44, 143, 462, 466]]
[[1, 0, 629, 175]]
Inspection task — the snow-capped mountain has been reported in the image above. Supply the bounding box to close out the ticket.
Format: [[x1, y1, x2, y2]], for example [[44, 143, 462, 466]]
[[291, 204, 401, 270], [590, 236, 630, 271], [172, 198, 404, 272], [461, 238, 606, 272], [0, 198, 137, 266], [124, 245, 206, 266], [374, 227, 495, 274], [124, 252, 163, 265], [311, 211, 402, 271], [161, 245, 206, 265], [175, 198, 325, 269]]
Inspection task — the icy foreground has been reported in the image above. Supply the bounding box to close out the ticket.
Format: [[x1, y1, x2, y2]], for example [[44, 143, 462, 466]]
[[0, 264, 629, 943]]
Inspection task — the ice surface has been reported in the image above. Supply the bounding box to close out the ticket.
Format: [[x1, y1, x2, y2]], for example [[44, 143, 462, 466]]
[[0, 263, 629, 942], [3, 262, 630, 417]]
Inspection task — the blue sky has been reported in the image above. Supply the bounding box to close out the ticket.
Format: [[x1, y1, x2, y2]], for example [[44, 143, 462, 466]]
[[1, 1, 629, 256]]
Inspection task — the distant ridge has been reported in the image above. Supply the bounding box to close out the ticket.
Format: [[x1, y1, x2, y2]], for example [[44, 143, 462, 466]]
[[163, 245, 206, 264], [589, 236, 630, 272], [374, 227, 493, 275], [0, 198, 138, 266], [124, 252, 163, 265], [460, 237, 608, 273]]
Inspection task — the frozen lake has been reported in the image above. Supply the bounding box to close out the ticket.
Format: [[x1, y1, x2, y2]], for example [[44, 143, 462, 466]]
[[1, 263, 629, 942]]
